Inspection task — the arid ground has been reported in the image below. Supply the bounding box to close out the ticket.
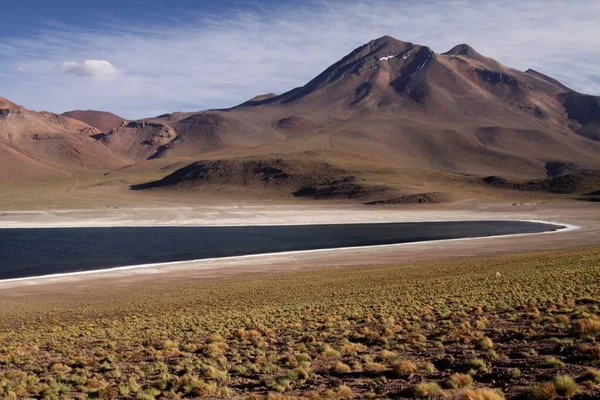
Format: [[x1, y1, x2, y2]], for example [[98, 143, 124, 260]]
[[0, 201, 599, 399]]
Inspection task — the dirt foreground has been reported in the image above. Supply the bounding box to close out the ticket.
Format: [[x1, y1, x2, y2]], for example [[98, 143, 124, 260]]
[[0, 200, 598, 294]]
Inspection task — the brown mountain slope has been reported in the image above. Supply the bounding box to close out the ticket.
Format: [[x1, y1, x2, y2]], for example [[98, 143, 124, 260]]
[[0, 96, 19, 109], [62, 110, 126, 133], [4, 36, 599, 199], [116, 36, 599, 186], [558, 92, 600, 141], [99, 121, 177, 161], [99, 109, 286, 162], [0, 100, 128, 181]]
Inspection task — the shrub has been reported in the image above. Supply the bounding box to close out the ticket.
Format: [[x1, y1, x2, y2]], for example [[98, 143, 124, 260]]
[[418, 362, 436, 373], [469, 358, 487, 371], [484, 349, 499, 361], [571, 318, 600, 336], [188, 379, 218, 397], [128, 377, 141, 393], [409, 382, 443, 398], [321, 345, 341, 358], [459, 388, 505, 400], [544, 356, 565, 368], [364, 362, 387, 375], [118, 384, 131, 397], [445, 373, 473, 389], [391, 360, 417, 377], [322, 385, 353, 399], [580, 368, 600, 383], [521, 383, 557, 400], [336, 385, 353, 398], [264, 375, 293, 393], [378, 350, 400, 363], [553, 375, 577, 397], [330, 361, 351, 375], [475, 337, 494, 350], [137, 387, 161, 400]]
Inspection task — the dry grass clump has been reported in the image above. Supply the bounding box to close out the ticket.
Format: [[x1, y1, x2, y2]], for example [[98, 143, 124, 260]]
[[329, 361, 352, 375], [520, 383, 557, 400], [391, 360, 417, 377], [520, 375, 578, 400], [553, 374, 577, 397], [544, 356, 565, 368], [445, 373, 473, 389], [410, 381, 443, 398], [459, 388, 505, 400], [0, 247, 599, 399], [475, 337, 494, 350], [570, 317, 600, 336], [580, 368, 600, 385]]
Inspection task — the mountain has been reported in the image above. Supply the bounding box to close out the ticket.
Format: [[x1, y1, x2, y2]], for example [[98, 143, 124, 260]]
[[105, 36, 599, 178], [61, 110, 126, 133], [0, 98, 128, 181], [2, 36, 600, 201]]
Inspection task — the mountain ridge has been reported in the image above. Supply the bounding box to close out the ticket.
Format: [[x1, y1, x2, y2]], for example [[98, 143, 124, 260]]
[[98, 35, 599, 177], [1, 35, 599, 200]]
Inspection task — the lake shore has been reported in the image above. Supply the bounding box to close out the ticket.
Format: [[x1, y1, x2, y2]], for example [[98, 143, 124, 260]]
[[0, 200, 597, 293]]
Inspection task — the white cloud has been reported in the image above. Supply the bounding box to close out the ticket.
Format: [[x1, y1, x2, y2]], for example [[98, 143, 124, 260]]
[[0, 0, 598, 119], [60, 60, 117, 78]]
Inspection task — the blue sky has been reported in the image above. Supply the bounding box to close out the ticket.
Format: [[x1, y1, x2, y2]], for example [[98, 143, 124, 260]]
[[1, 0, 599, 119], [1, 1, 260, 36]]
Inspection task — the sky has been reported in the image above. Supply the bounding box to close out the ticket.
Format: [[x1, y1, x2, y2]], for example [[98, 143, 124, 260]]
[[1, 0, 599, 119]]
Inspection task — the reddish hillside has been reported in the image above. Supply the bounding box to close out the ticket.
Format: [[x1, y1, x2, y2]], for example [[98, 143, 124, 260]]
[[4, 36, 600, 198], [0, 100, 128, 181], [62, 110, 125, 133]]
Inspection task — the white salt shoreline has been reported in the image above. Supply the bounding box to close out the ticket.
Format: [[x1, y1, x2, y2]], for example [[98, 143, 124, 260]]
[[0, 213, 576, 287]]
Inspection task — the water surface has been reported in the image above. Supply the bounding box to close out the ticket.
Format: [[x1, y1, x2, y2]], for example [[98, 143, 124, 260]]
[[0, 220, 561, 280]]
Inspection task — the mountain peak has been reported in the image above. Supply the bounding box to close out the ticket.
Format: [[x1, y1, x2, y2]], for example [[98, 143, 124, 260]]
[[367, 35, 409, 46], [363, 35, 413, 55], [443, 44, 481, 58]]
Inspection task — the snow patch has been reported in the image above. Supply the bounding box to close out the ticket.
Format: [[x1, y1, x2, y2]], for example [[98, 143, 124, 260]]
[[379, 54, 396, 61]]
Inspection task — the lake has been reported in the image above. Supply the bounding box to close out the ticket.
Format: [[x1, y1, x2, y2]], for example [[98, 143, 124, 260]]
[[0, 220, 562, 280]]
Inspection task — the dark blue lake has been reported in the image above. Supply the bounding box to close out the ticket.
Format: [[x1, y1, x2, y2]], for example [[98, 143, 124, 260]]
[[0, 220, 562, 280]]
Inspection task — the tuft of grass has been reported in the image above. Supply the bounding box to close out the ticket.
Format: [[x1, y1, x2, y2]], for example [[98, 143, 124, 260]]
[[391, 360, 417, 377], [409, 382, 443, 398], [137, 387, 161, 400], [580, 368, 600, 384], [329, 361, 351, 376], [469, 358, 488, 372], [507, 368, 521, 378], [459, 388, 505, 400], [476, 337, 494, 350], [445, 373, 473, 389], [570, 318, 600, 336], [321, 385, 353, 399], [544, 356, 565, 368], [553, 375, 577, 398], [521, 383, 557, 400], [364, 362, 387, 376]]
